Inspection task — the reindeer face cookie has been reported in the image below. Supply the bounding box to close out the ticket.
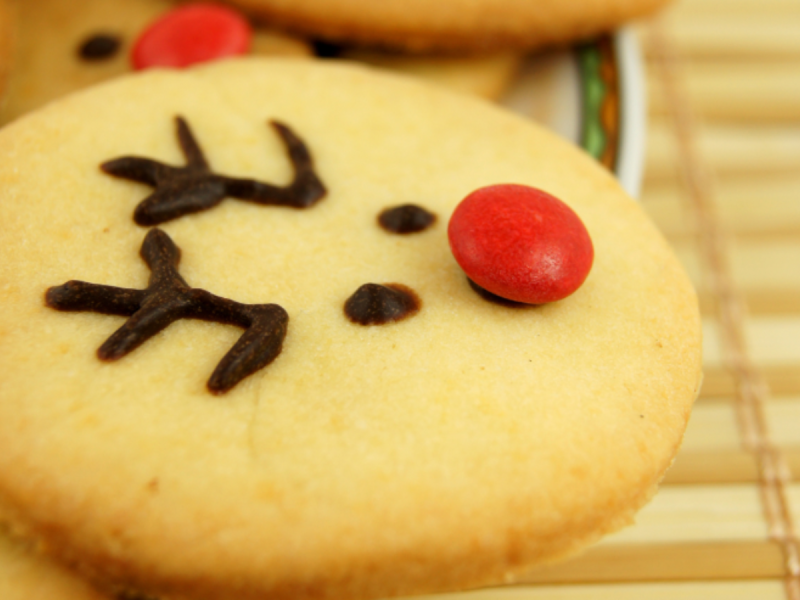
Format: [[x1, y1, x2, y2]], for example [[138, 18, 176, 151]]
[[0, 0, 524, 130], [0, 0, 312, 126], [0, 58, 701, 600]]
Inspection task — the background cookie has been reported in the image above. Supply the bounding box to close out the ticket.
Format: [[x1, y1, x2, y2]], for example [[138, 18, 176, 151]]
[[0, 0, 523, 127], [0, 58, 701, 600], [335, 48, 523, 100], [225, 0, 674, 52], [0, 0, 311, 126], [0, 0, 14, 112]]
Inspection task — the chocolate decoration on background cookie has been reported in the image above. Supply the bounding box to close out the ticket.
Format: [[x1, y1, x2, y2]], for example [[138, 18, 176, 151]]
[[378, 204, 436, 234], [115, 591, 160, 600], [311, 40, 344, 58], [101, 116, 326, 226], [78, 33, 122, 60], [45, 228, 288, 394], [344, 283, 420, 325]]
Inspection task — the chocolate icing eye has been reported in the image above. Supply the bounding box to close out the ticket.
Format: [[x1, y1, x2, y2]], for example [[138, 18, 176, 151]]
[[77, 33, 122, 61], [378, 204, 436, 234]]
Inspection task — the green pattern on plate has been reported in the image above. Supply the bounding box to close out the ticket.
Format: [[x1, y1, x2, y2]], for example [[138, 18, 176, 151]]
[[578, 42, 608, 161]]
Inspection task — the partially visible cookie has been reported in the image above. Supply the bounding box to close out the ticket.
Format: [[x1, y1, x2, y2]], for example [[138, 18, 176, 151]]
[[0, 0, 15, 114], [337, 49, 523, 100], [0, 0, 523, 126], [228, 0, 673, 52], [0, 0, 311, 126], [0, 58, 701, 600]]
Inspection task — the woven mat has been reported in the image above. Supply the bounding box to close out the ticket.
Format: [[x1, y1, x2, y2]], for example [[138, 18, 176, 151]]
[[413, 0, 800, 598]]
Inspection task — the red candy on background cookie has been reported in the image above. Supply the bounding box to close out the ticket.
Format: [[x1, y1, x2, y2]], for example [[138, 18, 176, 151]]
[[448, 184, 593, 304], [132, 3, 252, 70]]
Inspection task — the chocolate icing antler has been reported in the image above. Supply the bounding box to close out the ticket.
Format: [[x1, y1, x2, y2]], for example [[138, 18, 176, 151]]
[[45, 228, 288, 394], [101, 117, 326, 226]]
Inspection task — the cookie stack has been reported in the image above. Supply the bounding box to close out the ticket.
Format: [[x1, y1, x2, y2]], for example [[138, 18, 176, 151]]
[[0, 3, 697, 600]]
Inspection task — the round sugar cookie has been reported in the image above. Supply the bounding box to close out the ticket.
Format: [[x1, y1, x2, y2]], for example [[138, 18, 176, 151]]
[[227, 0, 673, 52], [0, 58, 701, 600]]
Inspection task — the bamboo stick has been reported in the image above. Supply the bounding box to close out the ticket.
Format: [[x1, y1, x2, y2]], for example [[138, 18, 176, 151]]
[[701, 366, 800, 398], [787, 483, 800, 511], [670, 450, 800, 482], [642, 177, 800, 239], [707, 291, 800, 317], [681, 403, 741, 451], [645, 122, 800, 182], [639, 232, 800, 316], [664, 450, 758, 484], [639, 18, 800, 59], [414, 580, 788, 600], [693, 288, 800, 317], [765, 399, 800, 447], [668, 24, 800, 60], [702, 317, 800, 371], [741, 317, 800, 364], [647, 65, 800, 122], [667, 0, 800, 18], [664, 448, 800, 486], [669, 238, 800, 298], [603, 484, 767, 545], [786, 453, 800, 481], [521, 541, 783, 584]]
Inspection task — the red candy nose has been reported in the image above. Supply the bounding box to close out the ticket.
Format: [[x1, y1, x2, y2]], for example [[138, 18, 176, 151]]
[[132, 3, 252, 70], [448, 184, 594, 305]]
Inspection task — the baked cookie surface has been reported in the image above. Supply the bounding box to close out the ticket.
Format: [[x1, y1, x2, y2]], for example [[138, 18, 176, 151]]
[[0, 58, 701, 600], [226, 0, 673, 52]]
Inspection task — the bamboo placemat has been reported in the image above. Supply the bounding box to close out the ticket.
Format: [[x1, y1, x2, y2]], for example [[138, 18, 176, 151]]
[[412, 0, 800, 598]]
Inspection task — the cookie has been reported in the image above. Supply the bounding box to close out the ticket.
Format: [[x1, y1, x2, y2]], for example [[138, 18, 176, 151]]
[[335, 48, 523, 100], [0, 0, 311, 126], [0, 58, 701, 600], [0, 0, 521, 127], [228, 0, 674, 52], [0, 0, 14, 112]]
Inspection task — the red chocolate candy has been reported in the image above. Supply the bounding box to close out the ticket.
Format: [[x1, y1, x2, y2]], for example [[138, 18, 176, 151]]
[[132, 3, 252, 70], [448, 184, 593, 304]]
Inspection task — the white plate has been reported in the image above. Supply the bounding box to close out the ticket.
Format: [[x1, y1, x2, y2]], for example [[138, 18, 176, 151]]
[[501, 28, 646, 198]]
